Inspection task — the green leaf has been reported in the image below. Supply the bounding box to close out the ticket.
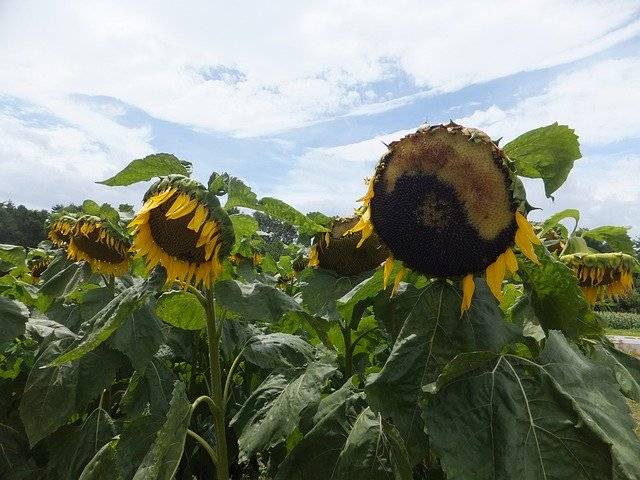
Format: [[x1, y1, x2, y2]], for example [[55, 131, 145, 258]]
[[215, 279, 302, 323], [119, 357, 177, 417], [78, 439, 120, 480], [224, 176, 325, 235], [0, 244, 26, 267], [590, 340, 640, 403], [424, 332, 640, 479], [51, 273, 163, 365], [279, 404, 412, 480], [97, 153, 191, 186], [259, 197, 325, 235], [131, 381, 190, 480], [0, 297, 28, 347], [81, 200, 119, 223], [300, 268, 371, 322], [155, 291, 206, 330], [48, 408, 117, 480], [244, 333, 315, 369], [40, 261, 94, 298], [365, 280, 522, 462], [519, 246, 602, 338], [583, 226, 635, 255], [19, 339, 122, 446], [225, 176, 259, 210], [110, 304, 164, 370], [541, 208, 580, 236], [231, 356, 337, 462], [229, 214, 259, 243], [504, 123, 581, 197]]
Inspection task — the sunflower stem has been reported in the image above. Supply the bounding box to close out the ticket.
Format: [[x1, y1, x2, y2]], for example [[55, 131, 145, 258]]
[[341, 325, 354, 379], [204, 284, 230, 480], [187, 429, 218, 468]]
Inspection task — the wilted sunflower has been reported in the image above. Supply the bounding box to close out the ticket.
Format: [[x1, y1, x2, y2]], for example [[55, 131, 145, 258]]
[[308, 216, 389, 277], [66, 216, 131, 276], [48, 215, 77, 247], [561, 252, 637, 304], [129, 175, 235, 287], [28, 252, 52, 280], [348, 123, 541, 313]]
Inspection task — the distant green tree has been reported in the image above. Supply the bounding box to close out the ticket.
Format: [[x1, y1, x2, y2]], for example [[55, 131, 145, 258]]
[[0, 201, 49, 247]]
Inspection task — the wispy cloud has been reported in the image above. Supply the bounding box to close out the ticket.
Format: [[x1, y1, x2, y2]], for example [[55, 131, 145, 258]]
[[457, 57, 640, 145], [1, 1, 638, 137]]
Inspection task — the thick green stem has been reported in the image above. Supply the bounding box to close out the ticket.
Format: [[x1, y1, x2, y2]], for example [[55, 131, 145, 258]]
[[341, 326, 353, 379], [187, 428, 218, 468], [204, 285, 230, 480]]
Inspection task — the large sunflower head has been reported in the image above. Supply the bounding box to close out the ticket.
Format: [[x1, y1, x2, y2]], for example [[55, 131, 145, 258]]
[[48, 215, 78, 247], [561, 252, 637, 305], [308, 216, 388, 276], [66, 215, 131, 276], [129, 175, 235, 287], [348, 123, 541, 313]]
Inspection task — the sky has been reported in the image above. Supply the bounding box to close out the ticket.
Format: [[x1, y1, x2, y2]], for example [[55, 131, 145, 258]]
[[1, 0, 639, 234]]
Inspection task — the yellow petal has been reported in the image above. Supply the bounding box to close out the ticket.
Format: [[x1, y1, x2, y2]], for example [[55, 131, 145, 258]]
[[383, 255, 394, 290], [187, 204, 208, 231], [504, 248, 518, 274], [485, 254, 506, 301], [308, 245, 319, 267], [461, 274, 475, 315], [515, 211, 541, 245], [166, 194, 197, 219], [392, 267, 406, 295], [515, 229, 539, 264]]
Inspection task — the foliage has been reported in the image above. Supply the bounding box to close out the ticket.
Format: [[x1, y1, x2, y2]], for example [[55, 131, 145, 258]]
[[1, 123, 639, 480], [0, 201, 49, 248], [599, 311, 640, 330]]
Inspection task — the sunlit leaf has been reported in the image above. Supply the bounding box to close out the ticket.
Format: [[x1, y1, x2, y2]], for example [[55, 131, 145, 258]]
[[155, 291, 206, 330], [583, 225, 635, 255], [504, 123, 581, 197], [97, 153, 191, 186]]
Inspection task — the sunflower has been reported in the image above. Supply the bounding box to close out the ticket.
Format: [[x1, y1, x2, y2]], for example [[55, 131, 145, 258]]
[[347, 123, 541, 313], [308, 216, 389, 277], [129, 175, 235, 287], [561, 252, 637, 304], [28, 252, 52, 280], [48, 215, 78, 247], [65, 216, 131, 276]]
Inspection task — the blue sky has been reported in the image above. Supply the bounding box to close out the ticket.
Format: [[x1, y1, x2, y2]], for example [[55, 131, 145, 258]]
[[1, 0, 639, 234]]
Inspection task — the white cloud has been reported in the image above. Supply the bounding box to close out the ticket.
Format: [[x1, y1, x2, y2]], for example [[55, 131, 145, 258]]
[[457, 57, 640, 145], [1, 0, 639, 137], [0, 112, 151, 209], [266, 129, 413, 214], [525, 153, 640, 234]]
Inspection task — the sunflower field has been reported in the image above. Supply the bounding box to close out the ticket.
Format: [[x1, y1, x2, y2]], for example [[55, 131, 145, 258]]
[[2, 122, 640, 480]]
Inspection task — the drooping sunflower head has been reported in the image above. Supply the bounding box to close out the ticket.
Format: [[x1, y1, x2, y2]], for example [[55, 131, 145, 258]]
[[129, 175, 235, 287], [309, 216, 388, 276], [66, 215, 131, 276], [561, 252, 637, 305], [348, 123, 541, 312], [48, 215, 78, 247], [27, 250, 53, 280]]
